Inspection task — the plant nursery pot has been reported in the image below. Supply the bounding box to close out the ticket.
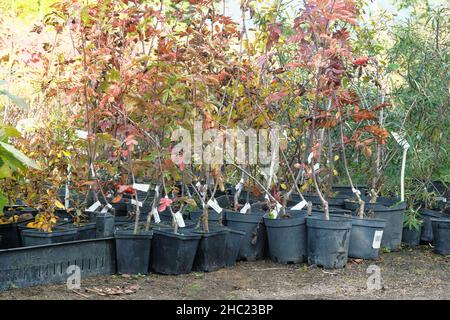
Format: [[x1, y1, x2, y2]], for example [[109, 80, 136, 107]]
[[402, 227, 421, 246], [300, 193, 349, 209], [115, 229, 153, 275], [348, 217, 386, 260], [419, 208, 443, 243], [73, 222, 97, 240], [0, 207, 37, 248], [21, 227, 78, 247], [263, 212, 307, 264], [344, 197, 406, 251], [306, 215, 352, 269], [159, 208, 190, 223], [150, 228, 201, 275], [95, 212, 115, 238], [189, 209, 224, 225], [224, 228, 245, 267], [224, 210, 266, 261], [192, 227, 228, 272], [332, 185, 368, 196], [430, 218, 450, 255]]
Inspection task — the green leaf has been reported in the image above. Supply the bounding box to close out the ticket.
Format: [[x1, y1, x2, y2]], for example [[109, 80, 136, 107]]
[[0, 126, 21, 141], [0, 142, 40, 170], [0, 191, 7, 215], [0, 89, 28, 109]]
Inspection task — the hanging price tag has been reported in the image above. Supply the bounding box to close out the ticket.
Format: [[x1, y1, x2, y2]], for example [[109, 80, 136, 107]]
[[313, 163, 320, 171], [372, 230, 383, 249], [152, 208, 161, 224], [133, 183, 150, 192], [240, 202, 251, 214], [207, 198, 223, 213], [307, 152, 314, 164], [174, 211, 185, 228], [76, 130, 88, 139], [291, 200, 307, 211], [86, 201, 101, 212]]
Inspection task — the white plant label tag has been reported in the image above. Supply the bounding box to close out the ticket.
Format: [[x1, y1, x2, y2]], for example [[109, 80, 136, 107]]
[[100, 203, 112, 213], [76, 130, 88, 139], [264, 194, 270, 201], [307, 152, 314, 164], [352, 187, 361, 196], [151, 208, 161, 224], [291, 200, 307, 211], [207, 198, 223, 213], [275, 202, 282, 212], [235, 178, 244, 191], [240, 202, 251, 214], [174, 211, 185, 228], [131, 199, 143, 207], [313, 163, 320, 171], [86, 201, 101, 212], [391, 132, 410, 149], [133, 183, 150, 192], [372, 230, 383, 249]]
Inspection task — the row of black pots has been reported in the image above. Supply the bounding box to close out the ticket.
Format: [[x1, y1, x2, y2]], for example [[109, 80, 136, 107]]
[[115, 223, 246, 275], [0, 206, 38, 249]]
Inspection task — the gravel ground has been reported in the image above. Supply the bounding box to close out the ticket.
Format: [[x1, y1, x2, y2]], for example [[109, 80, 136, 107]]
[[1, 245, 449, 300]]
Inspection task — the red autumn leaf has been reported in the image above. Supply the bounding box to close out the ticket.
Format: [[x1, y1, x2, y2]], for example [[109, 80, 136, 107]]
[[158, 198, 173, 212], [372, 103, 391, 111], [353, 109, 377, 123], [118, 185, 135, 194], [353, 56, 369, 66]]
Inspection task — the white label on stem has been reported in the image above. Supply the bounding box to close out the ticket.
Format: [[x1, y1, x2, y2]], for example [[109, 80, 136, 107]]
[[86, 201, 101, 212], [307, 152, 314, 164], [174, 211, 185, 228], [235, 178, 244, 191], [352, 187, 361, 196], [76, 130, 88, 139], [275, 202, 282, 212], [291, 200, 307, 211], [240, 202, 251, 214], [207, 198, 223, 213], [313, 163, 320, 171], [133, 183, 150, 192], [264, 194, 270, 201], [65, 184, 70, 209], [436, 197, 447, 203], [391, 132, 410, 149], [372, 230, 383, 249], [131, 199, 143, 207], [152, 208, 161, 224]]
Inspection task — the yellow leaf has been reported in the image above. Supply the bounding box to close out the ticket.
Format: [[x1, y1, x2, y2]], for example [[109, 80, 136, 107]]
[[334, 155, 339, 161], [280, 183, 287, 190], [333, 169, 339, 176], [54, 200, 65, 209]]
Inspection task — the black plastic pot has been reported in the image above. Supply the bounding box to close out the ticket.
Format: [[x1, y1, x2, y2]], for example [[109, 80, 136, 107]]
[[115, 229, 153, 275], [192, 227, 228, 272], [74, 222, 97, 240], [96, 212, 115, 238], [224, 210, 266, 261], [150, 228, 201, 275], [306, 215, 352, 269], [348, 217, 386, 259], [21, 227, 78, 247], [189, 209, 224, 225], [344, 197, 406, 251], [263, 212, 307, 264], [332, 185, 368, 196], [402, 227, 421, 246], [0, 209, 36, 249], [419, 208, 443, 243], [299, 193, 349, 208], [430, 218, 450, 255], [224, 228, 245, 267]]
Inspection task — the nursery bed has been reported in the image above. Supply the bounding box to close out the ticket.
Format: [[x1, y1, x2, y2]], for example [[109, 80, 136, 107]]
[[1, 245, 449, 300]]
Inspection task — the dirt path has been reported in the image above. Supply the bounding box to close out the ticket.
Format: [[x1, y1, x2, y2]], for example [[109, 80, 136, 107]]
[[1, 245, 449, 300]]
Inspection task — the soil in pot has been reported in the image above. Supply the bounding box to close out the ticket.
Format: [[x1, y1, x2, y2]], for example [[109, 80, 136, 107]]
[[150, 228, 202, 275], [344, 197, 406, 251], [191, 226, 228, 272], [224, 228, 245, 267], [224, 209, 266, 261], [306, 215, 352, 269], [430, 218, 450, 255], [348, 217, 386, 259], [115, 229, 153, 275], [21, 227, 78, 247], [0, 211, 36, 249], [419, 208, 443, 243], [402, 227, 421, 246], [263, 212, 307, 264]]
